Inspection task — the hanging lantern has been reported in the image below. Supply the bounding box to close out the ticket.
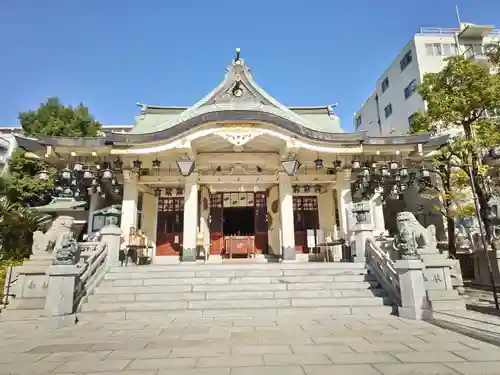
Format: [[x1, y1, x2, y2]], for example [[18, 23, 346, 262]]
[[361, 167, 370, 177], [399, 167, 408, 177], [38, 169, 49, 181], [314, 158, 324, 169], [381, 166, 390, 177], [152, 158, 162, 169], [101, 168, 113, 180], [352, 161, 361, 170], [420, 168, 430, 178], [73, 162, 84, 172], [71, 179, 77, 186], [133, 159, 142, 170], [61, 168, 72, 180], [113, 187, 121, 195], [112, 157, 123, 171], [390, 161, 399, 170], [281, 158, 301, 176], [176, 159, 195, 177], [83, 169, 94, 180]]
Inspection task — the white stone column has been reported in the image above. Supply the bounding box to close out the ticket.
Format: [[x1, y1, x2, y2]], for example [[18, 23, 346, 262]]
[[199, 185, 211, 258], [395, 259, 431, 320], [318, 184, 335, 237], [142, 191, 158, 253], [336, 171, 353, 240], [279, 172, 295, 261], [371, 192, 387, 236], [87, 193, 100, 235], [120, 172, 139, 249], [182, 173, 198, 262], [267, 185, 281, 256]]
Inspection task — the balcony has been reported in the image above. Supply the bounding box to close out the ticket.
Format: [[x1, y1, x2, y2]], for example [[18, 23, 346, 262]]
[[463, 46, 491, 68]]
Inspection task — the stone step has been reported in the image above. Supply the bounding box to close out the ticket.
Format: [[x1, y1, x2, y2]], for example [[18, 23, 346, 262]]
[[81, 296, 392, 313], [76, 305, 395, 322], [104, 268, 368, 280], [107, 263, 367, 273], [87, 288, 387, 303], [0, 308, 45, 321], [94, 280, 380, 295], [101, 274, 376, 287]]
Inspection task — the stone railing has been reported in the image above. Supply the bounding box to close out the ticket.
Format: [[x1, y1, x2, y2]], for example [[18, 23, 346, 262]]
[[73, 242, 108, 312], [365, 237, 401, 306]]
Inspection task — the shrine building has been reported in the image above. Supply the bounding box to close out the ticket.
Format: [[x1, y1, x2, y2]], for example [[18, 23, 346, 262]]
[[16, 50, 434, 264]]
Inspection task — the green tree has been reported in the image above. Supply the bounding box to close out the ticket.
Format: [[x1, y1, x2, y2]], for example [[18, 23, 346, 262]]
[[1, 97, 102, 206], [0, 200, 51, 260], [410, 54, 500, 249]]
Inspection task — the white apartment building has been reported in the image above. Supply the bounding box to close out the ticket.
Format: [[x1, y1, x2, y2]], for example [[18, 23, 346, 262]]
[[355, 23, 500, 136]]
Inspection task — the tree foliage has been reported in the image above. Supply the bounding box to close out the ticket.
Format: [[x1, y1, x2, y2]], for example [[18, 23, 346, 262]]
[[0, 200, 51, 260], [410, 53, 500, 251], [1, 97, 102, 207], [20, 97, 102, 137]]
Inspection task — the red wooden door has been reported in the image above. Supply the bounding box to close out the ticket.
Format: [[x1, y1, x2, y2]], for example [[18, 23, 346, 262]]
[[156, 197, 184, 256], [210, 193, 224, 255], [293, 196, 319, 253], [254, 192, 268, 254]]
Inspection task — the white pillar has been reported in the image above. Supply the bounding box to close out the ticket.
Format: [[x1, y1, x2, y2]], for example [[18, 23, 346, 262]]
[[87, 193, 100, 235], [336, 171, 353, 240], [371, 192, 387, 236], [267, 185, 281, 256], [279, 172, 295, 261], [199, 185, 211, 257], [182, 174, 198, 262], [318, 184, 335, 237], [142, 191, 158, 253], [120, 172, 139, 248]]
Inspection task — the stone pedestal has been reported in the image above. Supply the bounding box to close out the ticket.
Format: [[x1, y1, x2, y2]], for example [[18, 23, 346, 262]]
[[101, 226, 123, 268], [353, 223, 374, 263], [395, 259, 431, 320], [7, 254, 53, 311], [420, 252, 466, 312], [44, 264, 80, 325], [281, 246, 296, 262]]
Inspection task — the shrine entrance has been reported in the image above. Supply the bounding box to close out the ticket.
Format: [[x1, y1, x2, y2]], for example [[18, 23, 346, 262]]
[[210, 192, 268, 258], [293, 196, 320, 253]]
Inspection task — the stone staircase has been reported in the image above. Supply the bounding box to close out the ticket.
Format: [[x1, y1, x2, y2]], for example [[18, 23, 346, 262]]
[[77, 262, 395, 321]]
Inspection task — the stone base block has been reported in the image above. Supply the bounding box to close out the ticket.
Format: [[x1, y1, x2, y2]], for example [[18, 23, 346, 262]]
[[181, 248, 197, 262], [398, 306, 432, 320]]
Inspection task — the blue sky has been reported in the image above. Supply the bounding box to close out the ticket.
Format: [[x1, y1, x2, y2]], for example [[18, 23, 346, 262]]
[[1, 0, 499, 132]]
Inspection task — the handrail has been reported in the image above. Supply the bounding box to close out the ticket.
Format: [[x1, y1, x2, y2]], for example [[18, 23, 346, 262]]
[[418, 27, 500, 36], [365, 237, 401, 306], [74, 242, 108, 312]]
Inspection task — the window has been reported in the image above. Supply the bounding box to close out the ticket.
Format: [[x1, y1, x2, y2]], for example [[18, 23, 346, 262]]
[[400, 50, 412, 71], [425, 44, 434, 56], [434, 44, 443, 56], [384, 103, 393, 118], [355, 116, 362, 128], [404, 79, 417, 99], [443, 44, 452, 56], [381, 77, 390, 93], [408, 113, 417, 127]]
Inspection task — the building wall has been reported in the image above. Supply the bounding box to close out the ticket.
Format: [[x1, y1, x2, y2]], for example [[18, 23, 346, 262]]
[[356, 26, 499, 136], [0, 134, 17, 174]]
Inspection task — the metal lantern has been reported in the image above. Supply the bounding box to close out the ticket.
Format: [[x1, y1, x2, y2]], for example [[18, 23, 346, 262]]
[[420, 168, 430, 178], [399, 167, 408, 177], [38, 169, 49, 181], [83, 169, 94, 180], [112, 157, 123, 171], [176, 159, 195, 177], [101, 169, 113, 180], [361, 168, 370, 177], [389, 161, 399, 170], [73, 162, 84, 172], [63, 187, 73, 197], [381, 166, 390, 177], [352, 161, 361, 170], [152, 158, 161, 169], [61, 168, 72, 180], [314, 158, 324, 169], [281, 159, 301, 176], [132, 159, 142, 170]]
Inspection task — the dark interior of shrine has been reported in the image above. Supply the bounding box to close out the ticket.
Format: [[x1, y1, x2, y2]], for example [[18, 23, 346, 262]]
[[223, 207, 255, 236]]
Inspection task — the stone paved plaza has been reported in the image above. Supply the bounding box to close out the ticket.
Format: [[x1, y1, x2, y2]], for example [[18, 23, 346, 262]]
[[1, 314, 500, 375]]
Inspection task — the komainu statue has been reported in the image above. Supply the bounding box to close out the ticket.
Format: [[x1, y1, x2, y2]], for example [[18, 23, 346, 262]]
[[31, 216, 75, 257], [395, 212, 437, 253], [53, 233, 80, 265]]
